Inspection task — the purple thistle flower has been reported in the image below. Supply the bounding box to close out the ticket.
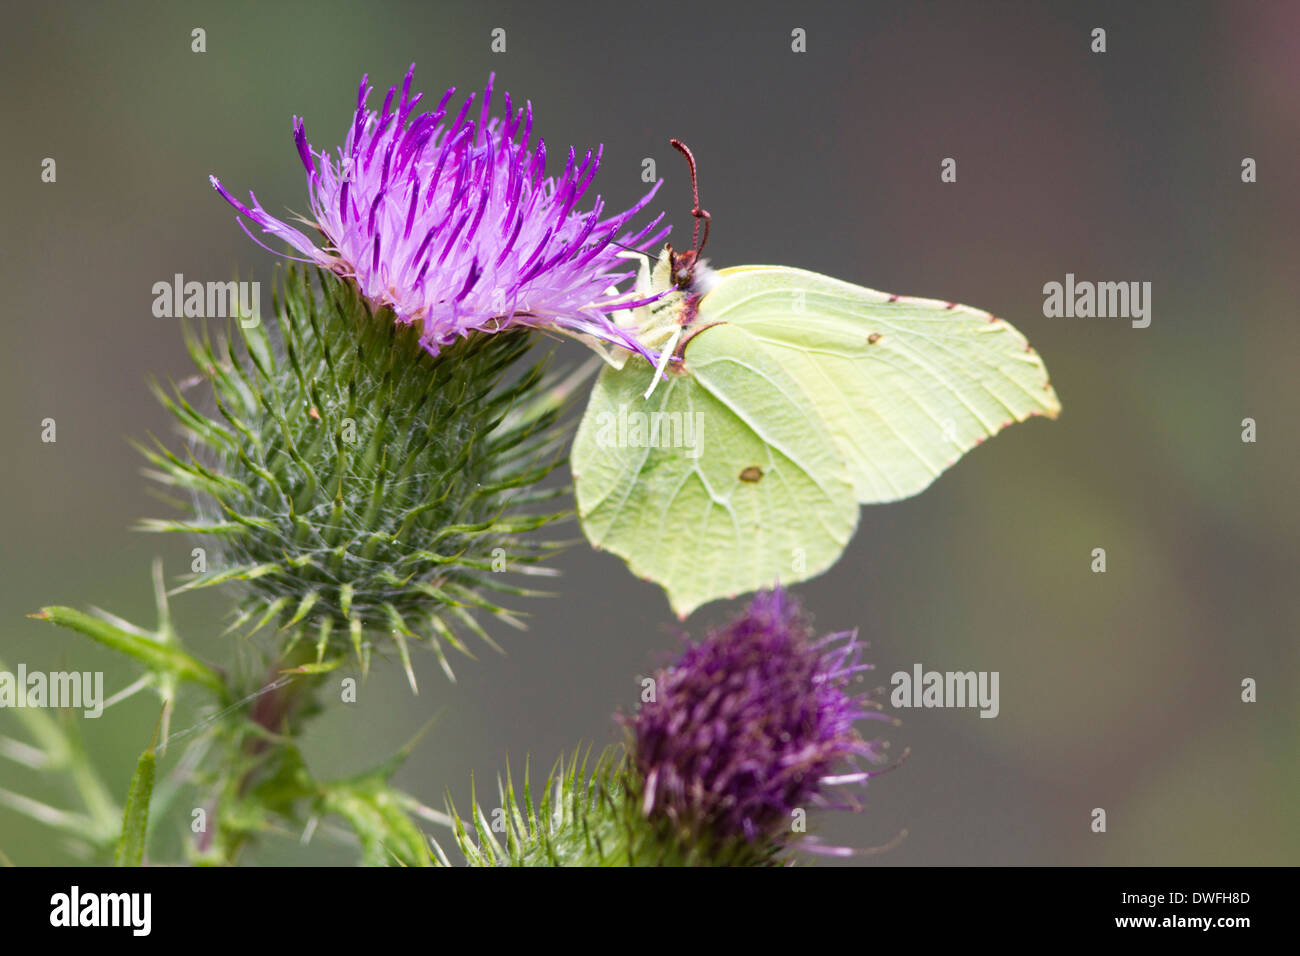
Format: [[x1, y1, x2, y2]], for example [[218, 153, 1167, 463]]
[[626, 587, 894, 852], [210, 65, 669, 360]]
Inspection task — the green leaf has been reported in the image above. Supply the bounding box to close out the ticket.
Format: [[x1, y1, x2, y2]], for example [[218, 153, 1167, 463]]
[[247, 744, 316, 820], [0, 660, 121, 853], [318, 784, 430, 866], [279, 657, 344, 676], [29, 606, 226, 698], [313, 717, 440, 865], [114, 714, 161, 867]]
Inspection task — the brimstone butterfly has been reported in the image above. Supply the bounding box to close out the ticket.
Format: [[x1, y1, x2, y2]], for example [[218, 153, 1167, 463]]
[[572, 142, 1061, 617]]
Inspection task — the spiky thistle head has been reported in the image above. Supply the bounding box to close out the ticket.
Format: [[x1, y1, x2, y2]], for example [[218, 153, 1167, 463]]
[[443, 748, 785, 867], [140, 266, 580, 684], [210, 65, 668, 364], [447, 590, 898, 865], [626, 587, 894, 853]]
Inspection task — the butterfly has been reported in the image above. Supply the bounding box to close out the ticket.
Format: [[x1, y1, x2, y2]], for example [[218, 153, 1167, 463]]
[[572, 141, 1061, 618]]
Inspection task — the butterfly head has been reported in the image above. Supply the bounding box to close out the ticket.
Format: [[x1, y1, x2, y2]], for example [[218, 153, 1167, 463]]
[[600, 141, 719, 377]]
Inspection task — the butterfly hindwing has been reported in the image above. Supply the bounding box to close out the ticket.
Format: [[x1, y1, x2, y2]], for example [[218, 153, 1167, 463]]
[[572, 321, 857, 618]]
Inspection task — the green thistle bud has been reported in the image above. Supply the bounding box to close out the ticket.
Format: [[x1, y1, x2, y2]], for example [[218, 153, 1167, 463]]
[[139, 267, 576, 679], [447, 591, 898, 866], [445, 750, 782, 867]]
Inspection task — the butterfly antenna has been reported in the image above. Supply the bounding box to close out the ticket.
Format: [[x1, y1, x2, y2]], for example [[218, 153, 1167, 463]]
[[670, 139, 711, 255]]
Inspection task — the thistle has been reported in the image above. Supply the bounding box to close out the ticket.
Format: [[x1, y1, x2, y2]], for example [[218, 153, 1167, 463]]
[[210, 66, 668, 363], [627, 587, 894, 854], [136, 66, 674, 680], [449, 589, 898, 865], [139, 265, 582, 680], [16, 63, 922, 871]]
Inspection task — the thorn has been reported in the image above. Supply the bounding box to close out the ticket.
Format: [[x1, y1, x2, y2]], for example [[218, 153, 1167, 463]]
[[392, 630, 418, 695]]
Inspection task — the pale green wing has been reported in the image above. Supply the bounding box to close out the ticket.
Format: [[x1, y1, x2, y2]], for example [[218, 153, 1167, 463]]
[[572, 322, 858, 618], [702, 266, 1061, 504]]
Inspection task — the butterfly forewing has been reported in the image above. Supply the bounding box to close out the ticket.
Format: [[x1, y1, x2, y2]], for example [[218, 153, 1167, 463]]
[[701, 266, 1062, 504]]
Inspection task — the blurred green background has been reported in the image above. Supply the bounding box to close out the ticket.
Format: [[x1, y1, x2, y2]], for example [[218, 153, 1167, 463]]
[[1, 0, 1296, 865]]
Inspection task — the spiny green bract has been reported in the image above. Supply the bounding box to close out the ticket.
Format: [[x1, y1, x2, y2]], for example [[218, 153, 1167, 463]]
[[139, 266, 575, 677], [445, 749, 782, 867]]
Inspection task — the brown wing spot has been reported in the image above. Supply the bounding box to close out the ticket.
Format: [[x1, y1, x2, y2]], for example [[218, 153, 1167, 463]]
[[739, 466, 764, 483], [888, 294, 900, 302], [945, 302, 957, 310], [867, 332, 883, 345]]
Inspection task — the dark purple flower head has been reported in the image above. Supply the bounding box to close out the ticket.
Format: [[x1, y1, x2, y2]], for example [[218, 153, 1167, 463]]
[[210, 65, 669, 360], [627, 588, 893, 850]]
